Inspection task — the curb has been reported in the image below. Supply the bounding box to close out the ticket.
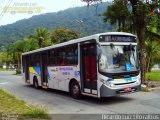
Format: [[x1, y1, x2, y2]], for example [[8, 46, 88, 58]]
[[148, 87, 160, 91]]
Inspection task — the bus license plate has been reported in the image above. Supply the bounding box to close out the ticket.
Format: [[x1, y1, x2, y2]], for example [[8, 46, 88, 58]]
[[124, 87, 132, 92]]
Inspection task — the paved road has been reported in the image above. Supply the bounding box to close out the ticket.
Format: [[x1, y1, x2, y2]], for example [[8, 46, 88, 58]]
[[0, 71, 160, 119]]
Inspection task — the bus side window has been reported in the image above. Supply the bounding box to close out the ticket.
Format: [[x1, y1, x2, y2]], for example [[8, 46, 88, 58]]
[[30, 54, 40, 66], [75, 48, 78, 62], [66, 45, 78, 65], [48, 49, 57, 66], [57, 48, 66, 66]]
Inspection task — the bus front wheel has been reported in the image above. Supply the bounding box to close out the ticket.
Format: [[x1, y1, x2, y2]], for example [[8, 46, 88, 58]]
[[70, 81, 81, 99]]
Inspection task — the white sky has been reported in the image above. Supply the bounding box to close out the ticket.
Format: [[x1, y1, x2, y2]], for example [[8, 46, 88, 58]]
[[0, 0, 87, 26]]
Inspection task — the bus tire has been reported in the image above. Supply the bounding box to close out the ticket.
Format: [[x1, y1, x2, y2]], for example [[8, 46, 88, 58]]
[[33, 76, 39, 89], [70, 81, 81, 99]]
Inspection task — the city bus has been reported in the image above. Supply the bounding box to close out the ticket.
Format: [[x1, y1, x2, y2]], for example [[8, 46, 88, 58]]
[[22, 32, 141, 99]]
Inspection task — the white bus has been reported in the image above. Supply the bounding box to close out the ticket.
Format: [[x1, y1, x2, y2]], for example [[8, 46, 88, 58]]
[[22, 32, 141, 99]]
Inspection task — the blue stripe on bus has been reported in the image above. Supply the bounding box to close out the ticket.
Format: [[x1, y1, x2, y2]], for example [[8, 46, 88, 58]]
[[33, 66, 40, 76]]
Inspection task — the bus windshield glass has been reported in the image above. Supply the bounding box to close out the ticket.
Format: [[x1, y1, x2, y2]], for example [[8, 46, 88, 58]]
[[99, 44, 138, 73]]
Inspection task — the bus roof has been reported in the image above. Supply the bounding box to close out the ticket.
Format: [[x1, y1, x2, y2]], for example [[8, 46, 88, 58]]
[[22, 32, 136, 55]]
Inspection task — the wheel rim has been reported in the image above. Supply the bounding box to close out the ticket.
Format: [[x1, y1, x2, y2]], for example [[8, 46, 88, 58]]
[[72, 85, 79, 95]]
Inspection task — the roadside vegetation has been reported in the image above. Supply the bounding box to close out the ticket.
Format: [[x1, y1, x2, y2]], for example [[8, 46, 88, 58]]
[[0, 27, 79, 71], [140, 70, 160, 92], [141, 71, 160, 92], [0, 68, 15, 71], [0, 89, 49, 119], [146, 71, 160, 81]]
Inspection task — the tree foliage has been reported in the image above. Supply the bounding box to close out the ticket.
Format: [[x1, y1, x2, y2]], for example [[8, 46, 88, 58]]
[[101, 0, 160, 82], [103, 0, 130, 31], [0, 51, 13, 68], [0, 37, 39, 68], [145, 40, 160, 72], [0, 26, 79, 68], [6, 39, 38, 69], [30, 27, 51, 48], [22, 38, 39, 52], [50, 27, 79, 44]]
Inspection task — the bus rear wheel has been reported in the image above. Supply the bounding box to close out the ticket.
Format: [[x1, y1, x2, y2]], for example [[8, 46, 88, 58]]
[[70, 81, 81, 99]]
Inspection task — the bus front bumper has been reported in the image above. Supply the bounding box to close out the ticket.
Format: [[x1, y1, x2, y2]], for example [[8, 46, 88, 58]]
[[100, 84, 141, 97]]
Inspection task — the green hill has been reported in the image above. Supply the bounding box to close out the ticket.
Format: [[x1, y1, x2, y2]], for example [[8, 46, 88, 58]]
[[0, 2, 115, 47]]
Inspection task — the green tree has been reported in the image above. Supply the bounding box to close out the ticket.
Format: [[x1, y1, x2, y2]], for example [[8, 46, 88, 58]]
[[30, 27, 51, 48], [4, 43, 16, 68], [145, 40, 160, 72], [153, 51, 160, 65], [12, 40, 25, 69], [4, 37, 39, 69], [50, 27, 79, 44], [12, 38, 40, 68], [102, 0, 130, 31], [0, 51, 13, 69], [23, 38, 39, 52], [145, 14, 160, 72], [100, 0, 160, 82]]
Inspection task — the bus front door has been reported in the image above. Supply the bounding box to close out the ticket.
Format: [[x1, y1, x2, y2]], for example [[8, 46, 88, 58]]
[[41, 53, 48, 87], [81, 43, 97, 95]]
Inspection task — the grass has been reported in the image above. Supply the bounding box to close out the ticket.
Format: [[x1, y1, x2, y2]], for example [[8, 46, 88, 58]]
[[0, 89, 49, 119], [146, 70, 160, 81], [0, 68, 15, 71]]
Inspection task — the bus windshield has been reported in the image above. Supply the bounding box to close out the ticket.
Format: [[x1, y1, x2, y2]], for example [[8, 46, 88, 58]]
[[99, 44, 139, 73]]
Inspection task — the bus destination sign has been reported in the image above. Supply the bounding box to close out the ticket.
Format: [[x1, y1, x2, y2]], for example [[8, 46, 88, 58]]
[[99, 35, 136, 42]]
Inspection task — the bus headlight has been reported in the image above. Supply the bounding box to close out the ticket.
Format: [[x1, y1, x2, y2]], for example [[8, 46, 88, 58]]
[[100, 79, 114, 87], [110, 83, 115, 87]]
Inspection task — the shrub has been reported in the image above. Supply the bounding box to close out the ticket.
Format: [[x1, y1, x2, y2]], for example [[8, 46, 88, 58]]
[[16, 69, 21, 74]]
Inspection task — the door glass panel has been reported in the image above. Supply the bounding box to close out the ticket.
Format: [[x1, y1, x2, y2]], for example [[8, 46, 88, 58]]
[[41, 54, 48, 83], [81, 43, 97, 92]]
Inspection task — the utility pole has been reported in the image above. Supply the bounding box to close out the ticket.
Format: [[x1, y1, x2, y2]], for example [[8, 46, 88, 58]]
[[76, 20, 83, 37]]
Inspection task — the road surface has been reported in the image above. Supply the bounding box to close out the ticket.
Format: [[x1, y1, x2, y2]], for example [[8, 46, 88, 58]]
[[0, 71, 160, 119]]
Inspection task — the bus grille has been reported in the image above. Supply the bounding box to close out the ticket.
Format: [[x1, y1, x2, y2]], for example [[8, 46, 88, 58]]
[[114, 81, 136, 86]]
